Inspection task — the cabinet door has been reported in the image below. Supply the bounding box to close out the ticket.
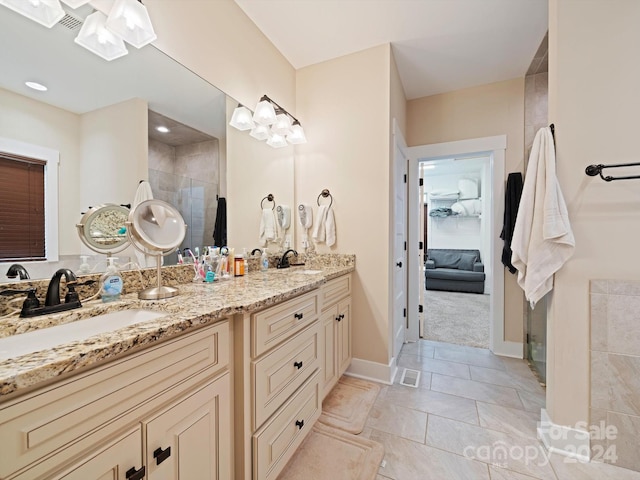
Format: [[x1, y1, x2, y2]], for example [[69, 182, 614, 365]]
[[321, 306, 338, 399], [337, 297, 352, 376], [144, 373, 231, 480], [46, 427, 143, 480]]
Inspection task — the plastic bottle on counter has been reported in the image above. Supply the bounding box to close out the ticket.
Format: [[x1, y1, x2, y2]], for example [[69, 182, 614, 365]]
[[101, 257, 123, 303], [243, 248, 249, 275], [261, 250, 269, 271]]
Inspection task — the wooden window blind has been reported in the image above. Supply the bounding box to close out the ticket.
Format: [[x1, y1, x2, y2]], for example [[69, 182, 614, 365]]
[[0, 154, 46, 260]]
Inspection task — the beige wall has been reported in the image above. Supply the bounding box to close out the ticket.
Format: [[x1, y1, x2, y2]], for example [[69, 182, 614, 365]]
[[547, 0, 640, 428], [146, 0, 296, 252], [0, 87, 81, 256], [296, 45, 393, 366], [406, 79, 526, 343], [79, 98, 148, 213]]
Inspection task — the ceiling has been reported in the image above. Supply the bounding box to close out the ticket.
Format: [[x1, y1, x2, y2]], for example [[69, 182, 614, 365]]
[[234, 0, 548, 100]]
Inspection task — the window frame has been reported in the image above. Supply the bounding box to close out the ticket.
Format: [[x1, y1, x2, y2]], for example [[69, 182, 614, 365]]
[[0, 136, 59, 263]]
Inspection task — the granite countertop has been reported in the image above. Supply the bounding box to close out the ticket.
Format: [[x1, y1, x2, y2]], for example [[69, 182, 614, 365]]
[[0, 263, 354, 399]]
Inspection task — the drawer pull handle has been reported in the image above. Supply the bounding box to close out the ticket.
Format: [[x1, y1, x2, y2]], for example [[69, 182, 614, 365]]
[[154, 446, 172, 466], [336, 314, 344, 321], [294, 360, 303, 369], [295, 419, 305, 429], [294, 312, 304, 320], [126, 466, 146, 480]]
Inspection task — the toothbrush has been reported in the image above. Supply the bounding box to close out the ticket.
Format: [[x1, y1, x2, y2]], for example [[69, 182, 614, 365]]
[[177, 248, 184, 264]]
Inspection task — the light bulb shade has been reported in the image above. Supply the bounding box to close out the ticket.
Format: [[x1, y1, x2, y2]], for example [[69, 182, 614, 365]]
[[60, 0, 90, 8], [266, 132, 288, 148], [287, 124, 307, 144], [271, 113, 292, 136], [249, 124, 269, 141], [229, 105, 254, 131], [253, 99, 277, 126], [1, 0, 65, 28], [106, 0, 157, 48], [74, 11, 128, 61]]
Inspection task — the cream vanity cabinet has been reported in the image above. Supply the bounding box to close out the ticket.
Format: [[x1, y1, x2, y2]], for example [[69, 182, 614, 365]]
[[0, 321, 232, 480], [234, 289, 323, 480], [320, 274, 352, 399]]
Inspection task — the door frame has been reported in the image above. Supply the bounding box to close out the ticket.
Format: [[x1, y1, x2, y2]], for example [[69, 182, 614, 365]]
[[407, 135, 522, 357]]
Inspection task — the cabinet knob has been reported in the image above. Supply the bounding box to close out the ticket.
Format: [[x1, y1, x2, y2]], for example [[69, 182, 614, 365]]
[[336, 314, 345, 322], [294, 312, 304, 320], [396, 261, 403, 268], [154, 446, 172, 466], [126, 466, 146, 480], [294, 361, 303, 369], [295, 419, 305, 429]]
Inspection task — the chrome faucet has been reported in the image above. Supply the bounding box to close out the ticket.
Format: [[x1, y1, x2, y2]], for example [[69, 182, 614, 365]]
[[277, 249, 298, 269], [6, 264, 30, 280]]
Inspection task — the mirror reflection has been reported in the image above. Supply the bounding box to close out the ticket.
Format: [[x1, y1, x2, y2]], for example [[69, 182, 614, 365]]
[[77, 204, 130, 251], [0, 6, 230, 283]]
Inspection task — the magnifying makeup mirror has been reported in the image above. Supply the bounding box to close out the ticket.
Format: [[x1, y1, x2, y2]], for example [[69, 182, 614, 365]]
[[127, 199, 187, 300], [77, 204, 131, 255]]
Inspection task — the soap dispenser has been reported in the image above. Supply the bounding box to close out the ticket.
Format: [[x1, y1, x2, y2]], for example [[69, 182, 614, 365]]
[[101, 257, 123, 303], [261, 249, 269, 271]]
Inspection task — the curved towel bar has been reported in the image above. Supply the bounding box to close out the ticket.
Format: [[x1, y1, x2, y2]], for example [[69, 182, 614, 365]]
[[316, 189, 333, 208], [261, 194, 275, 210]]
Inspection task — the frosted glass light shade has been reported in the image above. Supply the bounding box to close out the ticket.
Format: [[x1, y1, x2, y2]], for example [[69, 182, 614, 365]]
[[287, 124, 307, 144], [271, 113, 292, 135], [229, 105, 254, 131], [106, 0, 157, 48], [1, 0, 65, 28], [253, 99, 277, 126], [266, 132, 288, 148], [74, 11, 128, 61], [60, 0, 91, 8], [249, 124, 269, 141]]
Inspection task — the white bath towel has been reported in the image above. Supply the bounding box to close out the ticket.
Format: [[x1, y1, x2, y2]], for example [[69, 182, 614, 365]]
[[511, 127, 575, 308], [132, 181, 156, 268], [259, 208, 277, 247], [312, 205, 336, 247], [277, 205, 291, 230]]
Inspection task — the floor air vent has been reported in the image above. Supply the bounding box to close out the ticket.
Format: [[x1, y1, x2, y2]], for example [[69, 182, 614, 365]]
[[399, 368, 421, 388]]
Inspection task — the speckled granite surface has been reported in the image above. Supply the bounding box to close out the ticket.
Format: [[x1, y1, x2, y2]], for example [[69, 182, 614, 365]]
[[0, 255, 354, 399]]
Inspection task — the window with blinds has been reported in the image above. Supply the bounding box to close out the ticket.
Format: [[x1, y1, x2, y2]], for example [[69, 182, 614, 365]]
[[0, 154, 46, 260]]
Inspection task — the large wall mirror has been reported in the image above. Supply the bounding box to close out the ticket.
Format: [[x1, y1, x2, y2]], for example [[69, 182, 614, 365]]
[[0, 6, 233, 282]]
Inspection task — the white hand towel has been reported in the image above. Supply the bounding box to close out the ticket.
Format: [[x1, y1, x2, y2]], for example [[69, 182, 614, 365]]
[[312, 205, 336, 247], [511, 127, 575, 308], [298, 204, 313, 229], [132, 181, 156, 268], [259, 208, 277, 247], [276, 205, 291, 230]]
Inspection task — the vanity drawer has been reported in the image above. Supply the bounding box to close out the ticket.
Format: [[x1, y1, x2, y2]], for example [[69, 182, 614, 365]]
[[320, 275, 351, 310], [253, 370, 321, 480], [252, 290, 319, 357], [0, 321, 229, 479], [252, 322, 320, 429]]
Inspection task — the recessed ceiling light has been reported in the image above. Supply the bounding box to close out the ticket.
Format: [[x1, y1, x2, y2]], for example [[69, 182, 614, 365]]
[[156, 126, 170, 133], [25, 81, 48, 92]]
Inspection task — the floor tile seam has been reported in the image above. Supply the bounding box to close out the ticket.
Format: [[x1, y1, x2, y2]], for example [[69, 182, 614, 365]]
[[467, 374, 545, 397], [429, 384, 529, 413], [368, 396, 434, 424], [488, 464, 550, 480], [475, 400, 544, 425], [432, 353, 508, 370], [431, 372, 523, 396], [397, 363, 472, 380]]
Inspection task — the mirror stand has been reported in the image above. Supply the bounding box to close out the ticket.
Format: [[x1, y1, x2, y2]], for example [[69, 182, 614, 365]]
[[138, 254, 179, 300]]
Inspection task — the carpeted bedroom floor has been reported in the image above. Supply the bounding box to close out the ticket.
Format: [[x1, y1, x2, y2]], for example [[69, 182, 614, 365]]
[[421, 289, 490, 349]]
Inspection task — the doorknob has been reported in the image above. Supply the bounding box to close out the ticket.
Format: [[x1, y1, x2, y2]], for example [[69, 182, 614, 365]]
[[396, 261, 403, 268]]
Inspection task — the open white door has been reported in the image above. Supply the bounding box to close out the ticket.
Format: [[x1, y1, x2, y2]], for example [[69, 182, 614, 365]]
[[392, 120, 408, 361], [418, 170, 425, 337]]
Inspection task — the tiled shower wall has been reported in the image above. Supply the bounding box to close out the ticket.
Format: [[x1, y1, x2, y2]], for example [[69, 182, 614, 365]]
[[590, 280, 640, 471]]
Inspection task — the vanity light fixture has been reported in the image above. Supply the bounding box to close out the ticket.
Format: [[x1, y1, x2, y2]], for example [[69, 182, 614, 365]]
[[229, 94, 307, 147], [60, 0, 91, 7], [74, 10, 128, 61], [25, 81, 48, 91], [0, 0, 65, 28], [105, 0, 157, 49]]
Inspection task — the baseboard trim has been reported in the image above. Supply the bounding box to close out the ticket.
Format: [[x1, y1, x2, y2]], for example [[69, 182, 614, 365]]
[[492, 340, 523, 358], [537, 408, 591, 462], [345, 357, 395, 385]]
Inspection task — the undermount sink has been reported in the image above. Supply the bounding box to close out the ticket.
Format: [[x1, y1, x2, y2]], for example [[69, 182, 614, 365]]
[[0, 309, 165, 361]]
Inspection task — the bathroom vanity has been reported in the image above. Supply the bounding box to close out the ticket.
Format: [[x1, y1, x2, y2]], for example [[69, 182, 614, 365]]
[[0, 259, 354, 480]]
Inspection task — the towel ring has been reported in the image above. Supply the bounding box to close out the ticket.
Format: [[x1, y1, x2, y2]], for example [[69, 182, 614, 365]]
[[317, 189, 333, 208], [261, 194, 275, 210]]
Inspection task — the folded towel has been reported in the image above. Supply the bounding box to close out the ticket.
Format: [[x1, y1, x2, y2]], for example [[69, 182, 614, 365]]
[[259, 208, 277, 247], [298, 204, 313, 229], [511, 127, 575, 308], [312, 205, 336, 247], [277, 205, 291, 230]]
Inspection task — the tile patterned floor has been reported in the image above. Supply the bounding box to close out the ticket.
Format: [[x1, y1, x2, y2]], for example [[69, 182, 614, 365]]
[[359, 339, 640, 480]]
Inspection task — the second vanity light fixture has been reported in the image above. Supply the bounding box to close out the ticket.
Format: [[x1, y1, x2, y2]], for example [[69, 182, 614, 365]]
[[229, 95, 307, 148], [0, 0, 157, 61]]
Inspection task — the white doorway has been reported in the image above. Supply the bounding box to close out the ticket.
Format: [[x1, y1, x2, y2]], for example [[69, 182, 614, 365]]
[[407, 135, 522, 357]]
